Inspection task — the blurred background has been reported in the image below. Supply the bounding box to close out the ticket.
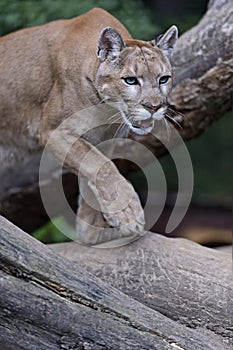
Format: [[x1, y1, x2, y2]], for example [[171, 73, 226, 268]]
[[0, 0, 232, 247]]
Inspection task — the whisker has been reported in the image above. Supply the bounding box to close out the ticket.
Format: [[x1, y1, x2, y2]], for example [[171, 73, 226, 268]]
[[108, 112, 122, 122], [162, 117, 171, 141], [103, 111, 127, 138], [113, 121, 129, 139], [165, 111, 183, 129], [112, 106, 131, 138], [167, 104, 185, 117], [105, 111, 121, 128], [167, 106, 184, 125]]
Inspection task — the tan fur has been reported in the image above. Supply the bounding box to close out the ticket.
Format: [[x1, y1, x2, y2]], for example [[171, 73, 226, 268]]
[[0, 8, 177, 245]]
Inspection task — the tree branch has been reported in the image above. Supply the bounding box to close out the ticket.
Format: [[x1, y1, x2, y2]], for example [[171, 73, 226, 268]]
[[170, 0, 233, 138]]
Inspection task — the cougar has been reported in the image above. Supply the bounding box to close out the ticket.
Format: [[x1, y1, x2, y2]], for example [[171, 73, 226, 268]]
[[0, 8, 178, 246]]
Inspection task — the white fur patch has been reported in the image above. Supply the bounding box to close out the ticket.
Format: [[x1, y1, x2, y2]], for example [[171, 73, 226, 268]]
[[133, 109, 151, 121], [153, 107, 165, 120]]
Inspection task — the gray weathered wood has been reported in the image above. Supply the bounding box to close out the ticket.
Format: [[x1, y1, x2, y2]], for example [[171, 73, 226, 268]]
[[170, 0, 233, 137], [49, 234, 233, 345], [0, 216, 232, 350]]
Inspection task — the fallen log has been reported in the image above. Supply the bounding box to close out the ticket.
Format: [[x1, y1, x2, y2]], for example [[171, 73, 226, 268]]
[[1, 0, 233, 232], [0, 216, 232, 350], [50, 232, 233, 345]]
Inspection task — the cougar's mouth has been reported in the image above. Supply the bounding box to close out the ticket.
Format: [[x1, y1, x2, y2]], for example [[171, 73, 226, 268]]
[[131, 117, 154, 135], [118, 108, 155, 136]]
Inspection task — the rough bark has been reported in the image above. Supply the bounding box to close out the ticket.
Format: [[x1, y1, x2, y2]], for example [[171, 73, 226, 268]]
[[49, 235, 233, 342], [171, 0, 233, 138], [0, 215, 232, 350]]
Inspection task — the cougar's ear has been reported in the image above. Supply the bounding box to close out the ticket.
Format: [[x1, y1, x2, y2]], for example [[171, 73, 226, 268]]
[[97, 27, 125, 62], [155, 25, 178, 57]]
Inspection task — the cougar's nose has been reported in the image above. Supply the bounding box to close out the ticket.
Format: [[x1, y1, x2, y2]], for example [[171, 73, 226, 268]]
[[142, 102, 162, 113]]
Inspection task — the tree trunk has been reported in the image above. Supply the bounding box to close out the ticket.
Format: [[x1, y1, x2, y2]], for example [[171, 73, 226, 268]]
[[0, 215, 232, 350]]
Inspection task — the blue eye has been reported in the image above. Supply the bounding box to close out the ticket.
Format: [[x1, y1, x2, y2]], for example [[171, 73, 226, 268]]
[[123, 77, 139, 85], [159, 75, 170, 84]]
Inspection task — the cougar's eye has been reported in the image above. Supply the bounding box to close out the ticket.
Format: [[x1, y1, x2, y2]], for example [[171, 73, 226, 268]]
[[159, 75, 171, 84], [123, 77, 139, 85]]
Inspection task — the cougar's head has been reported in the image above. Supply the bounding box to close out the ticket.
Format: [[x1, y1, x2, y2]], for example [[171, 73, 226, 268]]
[[95, 25, 178, 135]]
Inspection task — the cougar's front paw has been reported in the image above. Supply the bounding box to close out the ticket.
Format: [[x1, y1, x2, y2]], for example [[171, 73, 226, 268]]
[[102, 190, 145, 235], [89, 177, 145, 238], [76, 193, 145, 247]]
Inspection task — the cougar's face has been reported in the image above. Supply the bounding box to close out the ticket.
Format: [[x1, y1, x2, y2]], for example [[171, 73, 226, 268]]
[[96, 45, 173, 135]]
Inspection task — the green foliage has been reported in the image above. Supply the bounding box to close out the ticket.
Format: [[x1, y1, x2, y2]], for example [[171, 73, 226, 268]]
[[0, 0, 158, 39], [159, 12, 204, 34], [186, 113, 233, 200], [32, 216, 75, 243]]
